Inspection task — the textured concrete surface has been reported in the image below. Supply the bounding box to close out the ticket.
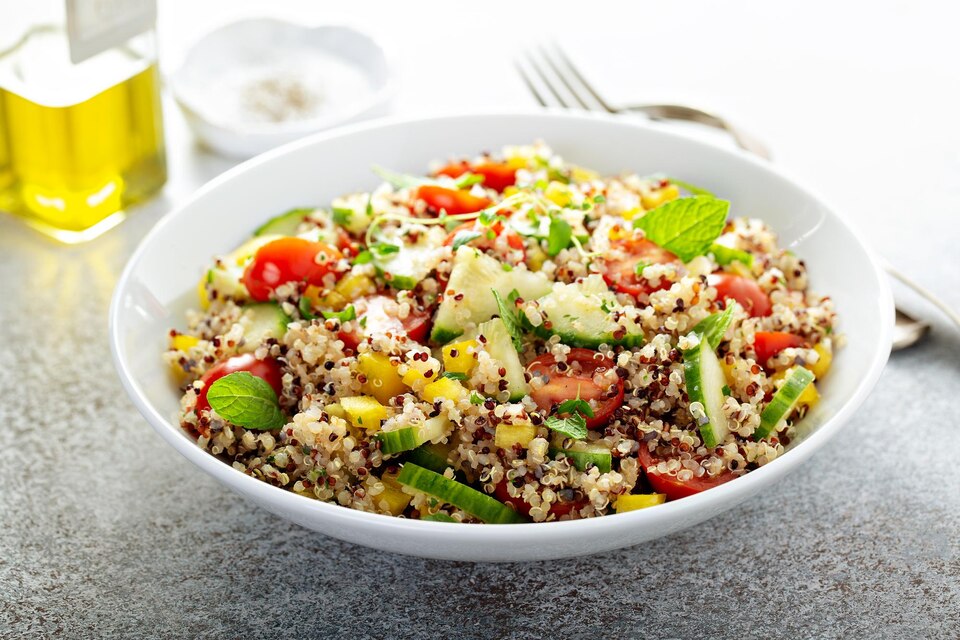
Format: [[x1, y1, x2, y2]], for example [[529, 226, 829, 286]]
[[3, 2, 960, 636], [2, 179, 959, 640]]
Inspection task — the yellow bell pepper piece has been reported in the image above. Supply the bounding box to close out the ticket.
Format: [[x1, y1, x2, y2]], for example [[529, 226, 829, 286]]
[[771, 367, 820, 408], [422, 377, 467, 403], [197, 275, 210, 310], [376, 471, 412, 516], [641, 183, 680, 210], [719, 357, 736, 389], [170, 334, 199, 352], [494, 423, 537, 449], [619, 207, 643, 221], [615, 494, 666, 513], [335, 273, 377, 301], [324, 403, 346, 419], [570, 165, 599, 183], [402, 367, 437, 390], [359, 352, 406, 404], [340, 396, 388, 431], [807, 342, 832, 380], [544, 181, 573, 207], [442, 340, 477, 375]]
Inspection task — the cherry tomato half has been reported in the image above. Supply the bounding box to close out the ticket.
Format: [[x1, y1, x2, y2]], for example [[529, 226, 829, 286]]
[[707, 273, 771, 317], [194, 354, 284, 420], [338, 295, 432, 352], [493, 480, 586, 518], [753, 331, 806, 366], [242, 237, 344, 302], [601, 238, 679, 298], [436, 160, 517, 193], [527, 348, 624, 430], [637, 445, 737, 501], [416, 185, 492, 216]]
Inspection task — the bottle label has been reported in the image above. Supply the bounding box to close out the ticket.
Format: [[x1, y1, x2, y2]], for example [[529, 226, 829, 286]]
[[66, 0, 157, 64]]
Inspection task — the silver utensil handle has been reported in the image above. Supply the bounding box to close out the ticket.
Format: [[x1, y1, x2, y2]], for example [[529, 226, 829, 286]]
[[623, 103, 772, 161], [884, 262, 960, 330]]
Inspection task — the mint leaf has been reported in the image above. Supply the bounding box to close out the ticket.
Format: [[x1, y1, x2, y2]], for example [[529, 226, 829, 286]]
[[451, 230, 482, 251], [491, 289, 524, 352], [545, 413, 587, 440], [332, 207, 353, 225], [372, 165, 430, 190], [666, 177, 714, 197], [207, 372, 285, 431], [557, 397, 595, 418], [633, 195, 729, 262], [692, 302, 739, 349], [442, 371, 467, 381], [321, 305, 356, 323], [546, 216, 572, 256], [710, 243, 754, 268]]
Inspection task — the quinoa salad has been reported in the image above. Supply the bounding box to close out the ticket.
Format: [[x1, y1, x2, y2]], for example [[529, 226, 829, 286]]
[[165, 143, 837, 523]]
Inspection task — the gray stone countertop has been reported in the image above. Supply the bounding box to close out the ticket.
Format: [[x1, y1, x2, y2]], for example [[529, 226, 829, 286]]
[[2, 2, 960, 636]]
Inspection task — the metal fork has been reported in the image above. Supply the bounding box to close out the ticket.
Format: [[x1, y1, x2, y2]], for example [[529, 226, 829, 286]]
[[517, 43, 772, 159], [515, 43, 958, 350]]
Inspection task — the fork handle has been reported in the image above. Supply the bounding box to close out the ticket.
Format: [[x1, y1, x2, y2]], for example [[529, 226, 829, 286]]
[[623, 103, 773, 160]]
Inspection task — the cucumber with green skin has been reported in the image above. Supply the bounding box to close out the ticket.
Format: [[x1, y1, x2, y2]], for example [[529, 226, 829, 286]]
[[549, 440, 612, 473], [375, 234, 445, 290], [682, 336, 731, 448], [406, 442, 453, 473], [528, 275, 644, 349], [754, 367, 815, 440], [397, 463, 527, 524], [431, 247, 551, 343], [421, 513, 457, 523], [239, 302, 291, 351], [474, 318, 528, 401], [377, 416, 451, 455], [254, 208, 313, 237]]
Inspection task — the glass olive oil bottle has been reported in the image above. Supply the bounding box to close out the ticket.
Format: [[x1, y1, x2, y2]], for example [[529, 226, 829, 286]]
[[0, 2, 165, 242]]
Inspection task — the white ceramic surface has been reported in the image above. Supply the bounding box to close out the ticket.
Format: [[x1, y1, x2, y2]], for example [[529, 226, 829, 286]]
[[170, 18, 394, 159], [109, 111, 893, 562]]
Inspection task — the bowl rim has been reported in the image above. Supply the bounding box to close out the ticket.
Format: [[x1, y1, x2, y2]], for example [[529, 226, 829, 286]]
[[168, 17, 397, 136], [109, 109, 894, 543]]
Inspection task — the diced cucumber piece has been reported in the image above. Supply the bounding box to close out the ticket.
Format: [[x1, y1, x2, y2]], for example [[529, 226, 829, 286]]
[[549, 437, 612, 473], [683, 336, 731, 448], [476, 318, 528, 401], [406, 442, 453, 473], [254, 208, 312, 237], [754, 367, 815, 440], [377, 416, 451, 455], [239, 303, 291, 350], [375, 233, 446, 290], [206, 234, 284, 301], [397, 463, 526, 524], [529, 275, 644, 348], [431, 247, 551, 343]]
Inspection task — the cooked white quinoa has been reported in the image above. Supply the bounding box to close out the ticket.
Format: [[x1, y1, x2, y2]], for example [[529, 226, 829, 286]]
[[165, 143, 837, 523]]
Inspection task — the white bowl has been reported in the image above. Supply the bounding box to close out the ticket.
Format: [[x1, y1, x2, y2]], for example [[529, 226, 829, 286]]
[[110, 111, 893, 562], [170, 18, 394, 159]]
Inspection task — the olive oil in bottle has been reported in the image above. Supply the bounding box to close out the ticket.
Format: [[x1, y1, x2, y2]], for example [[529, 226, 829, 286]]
[[0, 2, 165, 243]]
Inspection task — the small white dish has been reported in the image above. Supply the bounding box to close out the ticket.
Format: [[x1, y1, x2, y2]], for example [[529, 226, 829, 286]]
[[110, 111, 893, 562], [170, 18, 394, 159]]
